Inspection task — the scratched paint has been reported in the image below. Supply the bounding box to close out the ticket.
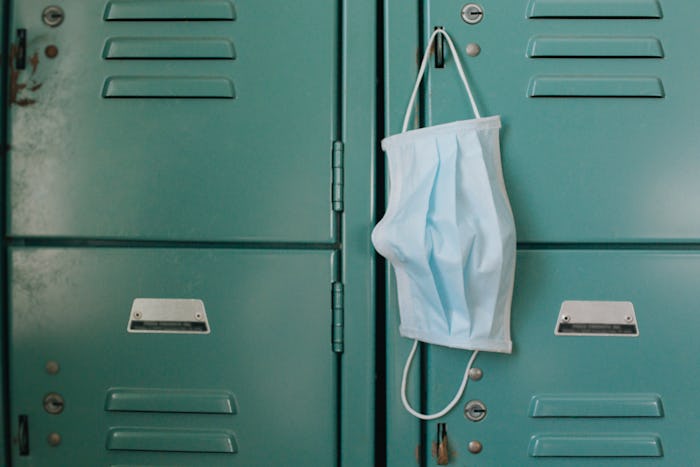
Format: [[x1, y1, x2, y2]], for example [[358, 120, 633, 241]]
[[9, 46, 41, 107]]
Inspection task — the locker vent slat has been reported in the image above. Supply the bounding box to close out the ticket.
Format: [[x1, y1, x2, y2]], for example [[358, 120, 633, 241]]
[[105, 388, 238, 414], [103, 37, 236, 59], [104, 0, 236, 21], [527, 0, 662, 18], [106, 427, 238, 453], [528, 434, 663, 457], [102, 76, 235, 98], [527, 36, 663, 58], [529, 394, 664, 417], [528, 75, 664, 98]]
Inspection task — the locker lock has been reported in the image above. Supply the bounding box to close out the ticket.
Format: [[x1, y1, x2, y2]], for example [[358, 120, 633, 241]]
[[42, 6, 65, 27], [43, 393, 65, 415], [464, 400, 487, 422], [461, 4, 484, 24]]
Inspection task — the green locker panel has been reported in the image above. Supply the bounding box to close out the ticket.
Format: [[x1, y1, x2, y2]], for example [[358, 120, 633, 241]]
[[9, 247, 337, 466], [387, 0, 700, 242], [393, 250, 700, 465], [0, 0, 7, 463], [8, 0, 339, 242]]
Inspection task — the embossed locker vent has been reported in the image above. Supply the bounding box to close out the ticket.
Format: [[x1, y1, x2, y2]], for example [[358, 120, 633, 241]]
[[105, 388, 239, 455], [101, 0, 236, 98], [528, 394, 665, 458], [526, 0, 665, 98]]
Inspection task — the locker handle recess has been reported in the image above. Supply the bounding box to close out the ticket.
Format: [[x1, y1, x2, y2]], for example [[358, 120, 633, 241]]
[[15, 29, 27, 70], [18, 415, 29, 456], [434, 27, 445, 68]]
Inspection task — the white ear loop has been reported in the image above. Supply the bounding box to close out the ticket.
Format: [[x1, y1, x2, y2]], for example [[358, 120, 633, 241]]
[[401, 339, 480, 420]]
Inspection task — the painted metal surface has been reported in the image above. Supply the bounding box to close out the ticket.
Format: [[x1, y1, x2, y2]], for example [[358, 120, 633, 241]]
[[419, 250, 700, 465], [0, 0, 7, 462], [383, 2, 700, 465], [7, 0, 340, 242], [394, 0, 700, 242], [8, 247, 337, 466], [5, 1, 377, 465], [338, 1, 378, 465]]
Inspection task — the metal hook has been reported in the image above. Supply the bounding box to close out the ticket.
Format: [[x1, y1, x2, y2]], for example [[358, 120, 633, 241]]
[[434, 26, 445, 68]]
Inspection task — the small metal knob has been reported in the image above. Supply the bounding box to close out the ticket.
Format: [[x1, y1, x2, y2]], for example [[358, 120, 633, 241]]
[[42, 6, 65, 27], [468, 367, 483, 380], [47, 432, 62, 446], [43, 393, 65, 415], [45, 45, 59, 59], [461, 4, 484, 24], [466, 43, 481, 57], [468, 440, 483, 454], [45, 361, 60, 375]]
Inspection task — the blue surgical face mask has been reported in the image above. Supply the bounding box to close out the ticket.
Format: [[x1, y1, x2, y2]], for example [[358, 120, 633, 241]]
[[372, 28, 517, 420]]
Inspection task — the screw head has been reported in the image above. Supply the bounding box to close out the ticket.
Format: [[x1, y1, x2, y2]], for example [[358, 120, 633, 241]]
[[625, 315, 633, 322], [132, 311, 142, 320], [468, 367, 483, 381], [45, 361, 60, 375], [45, 45, 59, 59], [194, 312, 204, 321], [466, 43, 481, 57], [561, 315, 570, 323], [47, 432, 62, 446], [468, 440, 483, 454]]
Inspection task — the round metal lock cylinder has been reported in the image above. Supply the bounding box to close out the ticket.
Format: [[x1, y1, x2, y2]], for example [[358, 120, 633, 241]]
[[461, 4, 484, 24], [43, 393, 65, 415], [464, 400, 487, 422], [42, 6, 65, 27]]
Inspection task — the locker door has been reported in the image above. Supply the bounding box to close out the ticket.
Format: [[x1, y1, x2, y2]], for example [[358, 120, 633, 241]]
[[9, 248, 338, 466], [393, 0, 700, 242], [420, 250, 700, 465], [384, 2, 700, 466], [8, 0, 340, 242]]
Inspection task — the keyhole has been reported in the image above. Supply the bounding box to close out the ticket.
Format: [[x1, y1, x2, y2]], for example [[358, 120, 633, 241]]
[[464, 400, 487, 422], [43, 393, 65, 415], [461, 4, 485, 24], [42, 6, 65, 27]]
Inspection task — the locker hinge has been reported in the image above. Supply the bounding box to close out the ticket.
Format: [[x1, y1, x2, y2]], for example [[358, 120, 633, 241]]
[[332, 141, 345, 212], [332, 281, 344, 353]]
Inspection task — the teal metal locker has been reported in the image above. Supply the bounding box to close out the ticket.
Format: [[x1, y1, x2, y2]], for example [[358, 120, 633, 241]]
[[0, 0, 7, 462], [384, 1, 700, 465], [4, 0, 377, 465], [9, 248, 340, 466], [7, 0, 341, 242]]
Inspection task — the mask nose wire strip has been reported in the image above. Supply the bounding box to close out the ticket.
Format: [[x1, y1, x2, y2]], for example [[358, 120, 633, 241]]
[[401, 339, 480, 420], [401, 28, 481, 134]]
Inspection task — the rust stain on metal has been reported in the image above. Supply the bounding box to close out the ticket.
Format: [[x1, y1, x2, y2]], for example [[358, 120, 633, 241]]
[[29, 52, 39, 74], [415, 444, 422, 464], [9, 45, 42, 107]]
